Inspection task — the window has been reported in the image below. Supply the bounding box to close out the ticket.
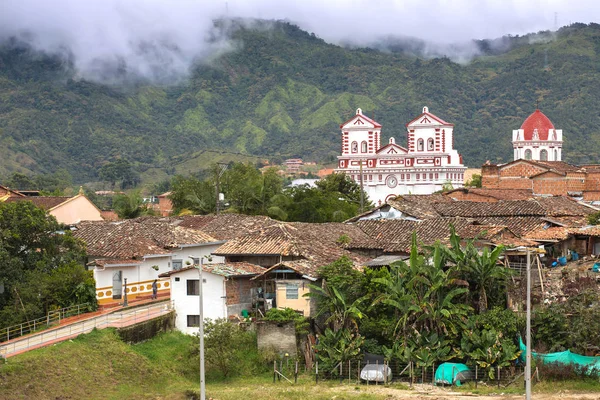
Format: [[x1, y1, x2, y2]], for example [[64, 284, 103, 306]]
[[540, 149, 548, 161], [429, 173, 433, 180], [187, 279, 199, 295], [417, 139, 424, 151], [401, 174, 404, 180], [524, 149, 532, 160], [286, 283, 299, 299], [435, 173, 439, 180], [427, 138, 434, 151], [172, 260, 183, 271], [175, 277, 180, 282], [187, 315, 200, 327], [351, 141, 358, 153], [361, 141, 367, 153], [416, 173, 420, 180], [554, 149, 558, 161]]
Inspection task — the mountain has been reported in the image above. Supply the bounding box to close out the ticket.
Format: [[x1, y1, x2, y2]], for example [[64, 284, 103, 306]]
[[1, 21, 600, 184]]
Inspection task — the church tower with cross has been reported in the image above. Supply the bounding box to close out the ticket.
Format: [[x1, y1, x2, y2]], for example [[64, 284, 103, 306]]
[[335, 106, 466, 205], [512, 109, 563, 161]]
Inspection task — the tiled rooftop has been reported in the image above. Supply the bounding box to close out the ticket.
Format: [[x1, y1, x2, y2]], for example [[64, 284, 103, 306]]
[[73, 217, 218, 259], [159, 262, 264, 278], [178, 214, 274, 240]]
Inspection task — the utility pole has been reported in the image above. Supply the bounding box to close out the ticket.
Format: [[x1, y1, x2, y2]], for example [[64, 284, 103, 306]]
[[526, 248, 532, 400], [359, 160, 364, 213], [215, 163, 228, 215], [191, 256, 206, 400]]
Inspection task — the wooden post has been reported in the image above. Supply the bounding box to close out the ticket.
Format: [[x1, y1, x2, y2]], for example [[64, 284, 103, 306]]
[[340, 361, 343, 383], [376, 360, 378, 385], [409, 362, 413, 388], [273, 360, 276, 383], [432, 362, 435, 385], [316, 361, 319, 384], [497, 366, 501, 388], [357, 360, 360, 383], [295, 361, 298, 384], [475, 365, 478, 388], [348, 360, 351, 384], [366, 361, 369, 386]]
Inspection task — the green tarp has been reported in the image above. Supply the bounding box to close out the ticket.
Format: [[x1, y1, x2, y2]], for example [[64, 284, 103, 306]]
[[519, 338, 600, 373], [434, 363, 472, 386]]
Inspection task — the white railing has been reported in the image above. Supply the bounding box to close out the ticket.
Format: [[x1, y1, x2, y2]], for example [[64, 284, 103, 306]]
[[0, 301, 173, 359]]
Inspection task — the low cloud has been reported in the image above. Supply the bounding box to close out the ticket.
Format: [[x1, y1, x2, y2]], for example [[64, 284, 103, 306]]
[[1, 0, 597, 84]]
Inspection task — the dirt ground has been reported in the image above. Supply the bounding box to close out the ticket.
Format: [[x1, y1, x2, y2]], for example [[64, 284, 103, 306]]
[[337, 384, 600, 400]]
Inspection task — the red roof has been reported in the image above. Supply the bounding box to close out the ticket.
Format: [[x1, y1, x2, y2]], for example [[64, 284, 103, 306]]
[[520, 109, 555, 141], [405, 110, 453, 127]]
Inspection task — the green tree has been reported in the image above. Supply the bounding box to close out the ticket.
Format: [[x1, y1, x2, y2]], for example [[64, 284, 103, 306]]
[[465, 174, 482, 188], [99, 160, 138, 189], [113, 191, 156, 219], [0, 201, 93, 328], [315, 172, 372, 208]]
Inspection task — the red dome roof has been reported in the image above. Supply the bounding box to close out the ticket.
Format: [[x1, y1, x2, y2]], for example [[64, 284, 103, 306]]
[[520, 109, 555, 141]]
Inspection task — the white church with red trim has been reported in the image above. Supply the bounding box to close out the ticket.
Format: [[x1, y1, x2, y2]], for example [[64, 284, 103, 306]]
[[335, 107, 466, 205]]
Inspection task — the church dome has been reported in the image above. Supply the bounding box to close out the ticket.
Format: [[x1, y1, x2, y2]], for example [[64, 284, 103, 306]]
[[520, 109, 555, 141]]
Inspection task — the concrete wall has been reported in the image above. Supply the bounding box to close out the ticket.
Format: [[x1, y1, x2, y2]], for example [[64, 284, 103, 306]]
[[51, 195, 103, 225], [257, 321, 297, 357], [274, 279, 316, 317]]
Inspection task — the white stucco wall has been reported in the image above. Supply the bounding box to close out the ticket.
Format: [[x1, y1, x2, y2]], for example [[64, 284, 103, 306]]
[[168, 268, 227, 335]]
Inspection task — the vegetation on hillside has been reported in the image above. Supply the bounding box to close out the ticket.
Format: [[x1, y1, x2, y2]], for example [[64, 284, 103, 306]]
[[2, 22, 600, 184]]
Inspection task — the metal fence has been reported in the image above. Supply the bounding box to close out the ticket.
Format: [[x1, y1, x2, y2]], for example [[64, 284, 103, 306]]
[[271, 358, 527, 388], [0, 303, 94, 343], [0, 301, 173, 358]]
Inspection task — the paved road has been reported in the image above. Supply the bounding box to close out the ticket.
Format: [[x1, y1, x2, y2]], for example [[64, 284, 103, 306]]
[[0, 301, 173, 358]]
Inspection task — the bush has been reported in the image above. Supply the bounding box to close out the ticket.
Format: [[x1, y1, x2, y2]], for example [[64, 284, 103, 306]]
[[263, 307, 309, 336], [189, 319, 264, 379]]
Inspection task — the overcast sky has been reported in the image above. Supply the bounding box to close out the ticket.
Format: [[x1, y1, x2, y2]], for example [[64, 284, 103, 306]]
[[2, 0, 599, 83]]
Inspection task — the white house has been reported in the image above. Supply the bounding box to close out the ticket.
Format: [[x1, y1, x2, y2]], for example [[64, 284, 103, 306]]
[[335, 107, 467, 205], [159, 262, 264, 335], [73, 218, 225, 308]]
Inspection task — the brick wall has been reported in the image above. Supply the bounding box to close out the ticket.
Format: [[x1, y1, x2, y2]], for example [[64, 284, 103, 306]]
[[585, 172, 600, 191], [583, 191, 600, 201], [481, 165, 500, 188], [532, 174, 568, 195], [501, 162, 548, 178], [225, 277, 255, 317]]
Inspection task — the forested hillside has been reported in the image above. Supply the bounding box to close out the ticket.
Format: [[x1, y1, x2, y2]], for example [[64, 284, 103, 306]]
[[1, 21, 600, 183]]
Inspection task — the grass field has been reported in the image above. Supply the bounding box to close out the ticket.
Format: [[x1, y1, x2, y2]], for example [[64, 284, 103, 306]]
[[1, 329, 599, 400]]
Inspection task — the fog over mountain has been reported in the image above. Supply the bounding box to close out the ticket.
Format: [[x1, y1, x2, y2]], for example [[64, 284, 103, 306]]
[[1, 0, 599, 84]]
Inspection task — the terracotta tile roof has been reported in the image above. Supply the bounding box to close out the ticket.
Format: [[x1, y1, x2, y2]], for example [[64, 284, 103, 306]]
[[94, 259, 143, 267], [567, 225, 600, 237], [471, 217, 549, 236], [159, 262, 264, 278], [178, 214, 274, 240], [5, 196, 72, 209], [534, 161, 582, 173], [386, 194, 452, 219], [0, 185, 25, 197], [213, 221, 378, 267], [356, 217, 494, 253], [433, 200, 546, 218], [73, 217, 218, 259], [534, 196, 597, 217], [524, 227, 571, 241], [445, 188, 534, 201]]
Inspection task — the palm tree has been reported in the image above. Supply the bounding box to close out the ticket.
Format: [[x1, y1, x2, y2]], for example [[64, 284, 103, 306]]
[[461, 244, 506, 313]]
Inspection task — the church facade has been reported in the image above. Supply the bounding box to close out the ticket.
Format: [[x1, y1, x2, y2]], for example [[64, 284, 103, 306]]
[[335, 107, 466, 205]]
